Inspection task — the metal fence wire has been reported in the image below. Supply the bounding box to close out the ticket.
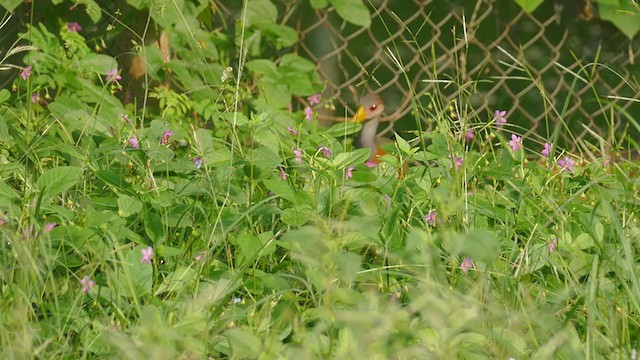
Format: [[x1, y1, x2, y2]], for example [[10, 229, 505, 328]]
[[227, 0, 640, 150]]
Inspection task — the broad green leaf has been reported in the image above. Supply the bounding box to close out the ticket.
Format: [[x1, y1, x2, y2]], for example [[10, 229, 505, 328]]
[[154, 266, 197, 295], [262, 178, 295, 202], [310, 0, 329, 8], [236, 233, 263, 264], [0, 0, 23, 12], [329, 0, 371, 27], [224, 329, 262, 358], [94, 170, 133, 193], [78, 53, 118, 73], [332, 148, 371, 168], [37, 166, 83, 196], [281, 205, 315, 226], [279, 53, 317, 72], [0, 89, 10, 104], [144, 209, 164, 242], [514, 0, 544, 12], [245, 0, 278, 23], [325, 122, 361, 137], [77, 0, 102, 22], [599, 0, 640, 39], [118, 195, 143, 218]]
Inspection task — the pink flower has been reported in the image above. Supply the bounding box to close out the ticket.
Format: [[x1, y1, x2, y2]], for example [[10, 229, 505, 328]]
[[557, 156, 575, 173], [307, 93, 321, 105], [44, 222, 57, 232], [304, 106, 313, 121], [460, 257, 474, 274], [294, 148, 303, 164], [452, 156, 463, 170], [465, 129, 474, 142], [286, 127, 298, 136], [425, 211, 437, 226], [140, 246, 153, 264], [128, 136, 139, 148], [345, 166, 354, 179], [161, 130, 173, 145], [494, 110, 507, 126], [509, 134, 522, 151], [195, 251, 206, 261], [105, 69, 121, 83], [20, 66, 32, 80], [279, 166, 287, 181], [80, 275, 94, 294], [365, 160, 377, 168], [548, 237, 558, 253], [67, 22, 82, 32], [31, 93, 39, 103], [318, 146, 332, 158], [541, 142, 553, 157]]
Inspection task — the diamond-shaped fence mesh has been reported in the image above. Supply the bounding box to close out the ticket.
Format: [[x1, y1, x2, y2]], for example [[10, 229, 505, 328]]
[[224, 0, 640, 150]]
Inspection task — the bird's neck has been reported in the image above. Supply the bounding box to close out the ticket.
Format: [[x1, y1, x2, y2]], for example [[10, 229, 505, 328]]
[[357, 116, 380, 157]]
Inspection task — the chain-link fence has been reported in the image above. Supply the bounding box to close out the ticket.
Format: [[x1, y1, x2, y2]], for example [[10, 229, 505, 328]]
[[222, 0, 640, 149]]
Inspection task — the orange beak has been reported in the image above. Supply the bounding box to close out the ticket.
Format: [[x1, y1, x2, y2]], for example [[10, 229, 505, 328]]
[[352, 106, 368, 123]]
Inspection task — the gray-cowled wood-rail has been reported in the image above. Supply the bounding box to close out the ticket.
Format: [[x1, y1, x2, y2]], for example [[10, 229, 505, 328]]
[[351, 93, 393, 165]]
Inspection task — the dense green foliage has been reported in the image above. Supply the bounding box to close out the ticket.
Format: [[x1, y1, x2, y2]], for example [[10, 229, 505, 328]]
[[1, 0, 639, 359]]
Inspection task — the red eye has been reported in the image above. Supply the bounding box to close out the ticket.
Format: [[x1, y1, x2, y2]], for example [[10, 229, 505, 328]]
[[369, 104, 377, 111]]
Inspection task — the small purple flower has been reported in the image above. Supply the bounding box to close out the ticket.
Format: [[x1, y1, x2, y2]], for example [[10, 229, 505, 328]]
[[67, 22, 82, 32], [460, 257, 474, 274], [308, 93, 321, 106], [128, 136, 139, 148], [195, 251, 206, 261], [548, 237, 558, 253], [194, 156, 203, 169], [44, 222, 57, 232], [365, 160, 377, 169], [21, 66, 32, 80], [119, 114, 132, 125], [494, 110, 507, 126], [31, 93, 39, 104], [80, 275, 94, 294], [465, 129, 474, 142], [294, 148, 303, 164], [161, 130, 173, 145], [557, 156, 575, 173], [541, 142, 553, 157], [318, 146, 332, 158], [279, 166, 287, 181], [452, 156, 463, 170], [345, 166, 354, 179], [105, 69, 122, 83], [509, 134, 522, 151], [304, 107, 313, 121], [425, 211, 437, 226], [286, 127, 298, 136], [140, 246, 153, 264]]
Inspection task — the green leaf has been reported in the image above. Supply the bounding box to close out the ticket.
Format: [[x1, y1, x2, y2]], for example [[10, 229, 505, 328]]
[[37, 166, 83, 196], [332, 148, 371, 168], [0, 89, 10, 104], [328, 0, 371, 27], [154, 266, 197, 295], [0, 0, 23, 12], [310, 0, 329, 9], [236, 233, 263, 264], [262, 179, 295, 202], [224, 329, 262, 358], [245, 0, 278, 23], [118, 195, 143, 218], [599, 0, 640, 39], [281, 205, 315, 226], [78, 53, 118, 73], [514, 0, 544, 12], [77, 0, 102, 23], [94, 170, 133, 193]]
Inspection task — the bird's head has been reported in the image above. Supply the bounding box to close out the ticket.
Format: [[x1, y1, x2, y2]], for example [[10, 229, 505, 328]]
[[352, 93, 385, 123]]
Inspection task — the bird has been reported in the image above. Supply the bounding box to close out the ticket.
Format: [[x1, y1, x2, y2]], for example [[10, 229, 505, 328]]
[[351, 93, 391, 165]]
